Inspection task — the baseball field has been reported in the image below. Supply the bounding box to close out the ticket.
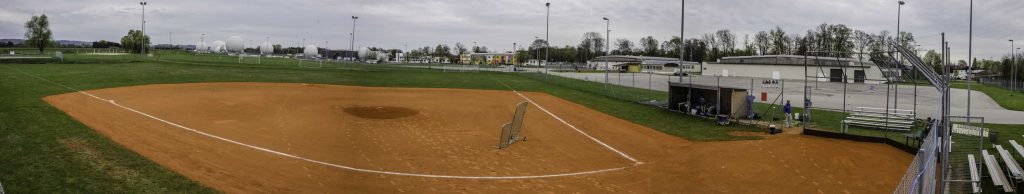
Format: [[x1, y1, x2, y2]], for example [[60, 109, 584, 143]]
[[1, 52, 912, 193]]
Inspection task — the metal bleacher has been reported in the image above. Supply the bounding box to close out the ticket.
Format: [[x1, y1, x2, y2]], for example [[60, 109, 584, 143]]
[[841, 107, 915, 132], [983, 149, 1014, 192], [968, 154, 981, 193]]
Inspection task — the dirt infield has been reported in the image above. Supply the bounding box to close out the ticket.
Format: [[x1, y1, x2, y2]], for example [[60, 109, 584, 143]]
[[45, 82, 912, 193]]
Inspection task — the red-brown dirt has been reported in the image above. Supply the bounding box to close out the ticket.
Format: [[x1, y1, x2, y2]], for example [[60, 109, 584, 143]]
[[44, 82, 912, 193]]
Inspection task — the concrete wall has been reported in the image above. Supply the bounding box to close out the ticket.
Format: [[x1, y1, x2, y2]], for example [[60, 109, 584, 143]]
[[704, 63, 885, 84]]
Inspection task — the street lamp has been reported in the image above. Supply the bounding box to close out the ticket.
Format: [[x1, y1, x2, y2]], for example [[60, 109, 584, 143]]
[[351, 16, 358, 50], [140, 1, 147, 57], [603, 17, 611, 93]]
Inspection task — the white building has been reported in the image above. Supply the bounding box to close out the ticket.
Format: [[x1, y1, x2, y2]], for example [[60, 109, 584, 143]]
[[588, 55, 699, 74], [705, 55, 890, 84], [525, 59, 547, 66]]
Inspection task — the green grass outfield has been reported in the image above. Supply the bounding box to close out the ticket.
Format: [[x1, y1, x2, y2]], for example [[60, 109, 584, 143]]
[[0, 51, 759, 192], [949, 81, 1024, 111]]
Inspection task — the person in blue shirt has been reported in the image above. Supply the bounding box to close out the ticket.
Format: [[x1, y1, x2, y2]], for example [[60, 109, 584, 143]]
[[783, 100, 792, 128]]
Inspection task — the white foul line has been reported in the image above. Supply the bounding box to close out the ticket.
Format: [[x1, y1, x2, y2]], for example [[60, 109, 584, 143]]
[[11, 68, 631, 179], [501, 83, 642, 165]]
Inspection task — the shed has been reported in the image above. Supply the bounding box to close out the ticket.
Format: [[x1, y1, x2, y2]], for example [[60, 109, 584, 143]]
[[668, 81, 750, 119]]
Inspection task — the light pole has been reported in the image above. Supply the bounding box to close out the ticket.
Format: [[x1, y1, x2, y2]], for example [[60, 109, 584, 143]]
[[1011, 47, 1019, 91], [968, 0, 973, 117], [679, 0, 685, 82], [545, 2, 550, 77], [895, 0, 904, 110], [603, 17, 611, 93], [351, 16, 358, 50], [140, 1, 147, 57], [897, 1, 904, 47], [1012, 39, 1015, 92], [200, 33, 205, 54]]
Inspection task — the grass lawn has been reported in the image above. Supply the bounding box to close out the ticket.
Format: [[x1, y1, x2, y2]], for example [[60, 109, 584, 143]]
[[0, 51, 758, 193], [950, 81, 1024, 111]]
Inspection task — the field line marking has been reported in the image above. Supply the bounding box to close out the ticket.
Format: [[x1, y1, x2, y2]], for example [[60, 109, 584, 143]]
[[8, 68, 630, 179], [499, 82, 642, 165]]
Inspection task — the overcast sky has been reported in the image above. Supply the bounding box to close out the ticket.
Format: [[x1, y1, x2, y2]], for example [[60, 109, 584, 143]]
[[2, 0, 1023, 61]]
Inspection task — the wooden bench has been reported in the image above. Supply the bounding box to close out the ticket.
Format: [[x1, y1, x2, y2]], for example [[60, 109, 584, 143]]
[[968, 154, 981, 193], [983, 150, 1014, 192]]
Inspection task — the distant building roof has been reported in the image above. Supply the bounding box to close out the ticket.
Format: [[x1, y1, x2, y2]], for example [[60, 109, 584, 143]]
[[468, 53, 514, 56], [718, 55, 875, 67], [590, 55, 697, 65]]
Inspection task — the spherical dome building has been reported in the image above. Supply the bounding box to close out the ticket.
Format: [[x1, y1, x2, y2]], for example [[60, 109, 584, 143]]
[[196, 41, 208, 52], [303, 45, 319, 57], [226, 36, 244, 52], [357, 47, 370, 59], [259, 42, 273, 55], [211, 41, 227, 53]]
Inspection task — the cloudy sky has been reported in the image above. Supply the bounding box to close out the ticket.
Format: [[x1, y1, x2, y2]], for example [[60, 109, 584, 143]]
[[2, 0, 1023, 61]]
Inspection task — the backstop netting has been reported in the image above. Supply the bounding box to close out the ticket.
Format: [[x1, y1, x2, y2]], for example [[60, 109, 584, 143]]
[[498, 101, 529, 149]]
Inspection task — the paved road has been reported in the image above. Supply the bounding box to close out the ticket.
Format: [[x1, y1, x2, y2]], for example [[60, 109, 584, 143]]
[[521, 68, 1024, 124], [415, 66, 1022, 124]]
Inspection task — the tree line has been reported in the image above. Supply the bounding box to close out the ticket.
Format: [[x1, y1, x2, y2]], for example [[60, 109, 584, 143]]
[[510, 23, 919, 64]]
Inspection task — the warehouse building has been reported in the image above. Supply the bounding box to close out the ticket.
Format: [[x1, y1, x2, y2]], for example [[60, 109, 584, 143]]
[[704, 55, 891, 84], [588, 55, 700, 74]]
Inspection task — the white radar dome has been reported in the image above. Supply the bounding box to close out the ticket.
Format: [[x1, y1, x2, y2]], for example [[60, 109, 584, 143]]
[[357, 47, 370, 59], [211, 41, 226, 53], [259, 42, 273, 55], [303, 45, 319, 57], [226, 36, 244, 52]]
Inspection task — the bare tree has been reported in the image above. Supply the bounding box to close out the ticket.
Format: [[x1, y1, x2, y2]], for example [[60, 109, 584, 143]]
[[615, 38, 634, 55], [754, 31, 770, 55], [715, 30, 736, 55], [639, 36, 659, 56], [769, 26, 789, 55]]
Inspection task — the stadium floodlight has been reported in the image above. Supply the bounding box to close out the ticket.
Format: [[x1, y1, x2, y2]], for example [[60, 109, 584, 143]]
[[680, 0, 685, 82], [544, 2, 550, 77], [140, 2, 147, 57], [351, 16, 358, 50]]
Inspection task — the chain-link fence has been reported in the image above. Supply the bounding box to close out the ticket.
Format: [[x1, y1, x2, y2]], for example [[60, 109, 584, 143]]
[[894, 118, 940, 194], [979, 77, 1024, 92], [944, 116, 986, 194], [517, 67, 671, 105]]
